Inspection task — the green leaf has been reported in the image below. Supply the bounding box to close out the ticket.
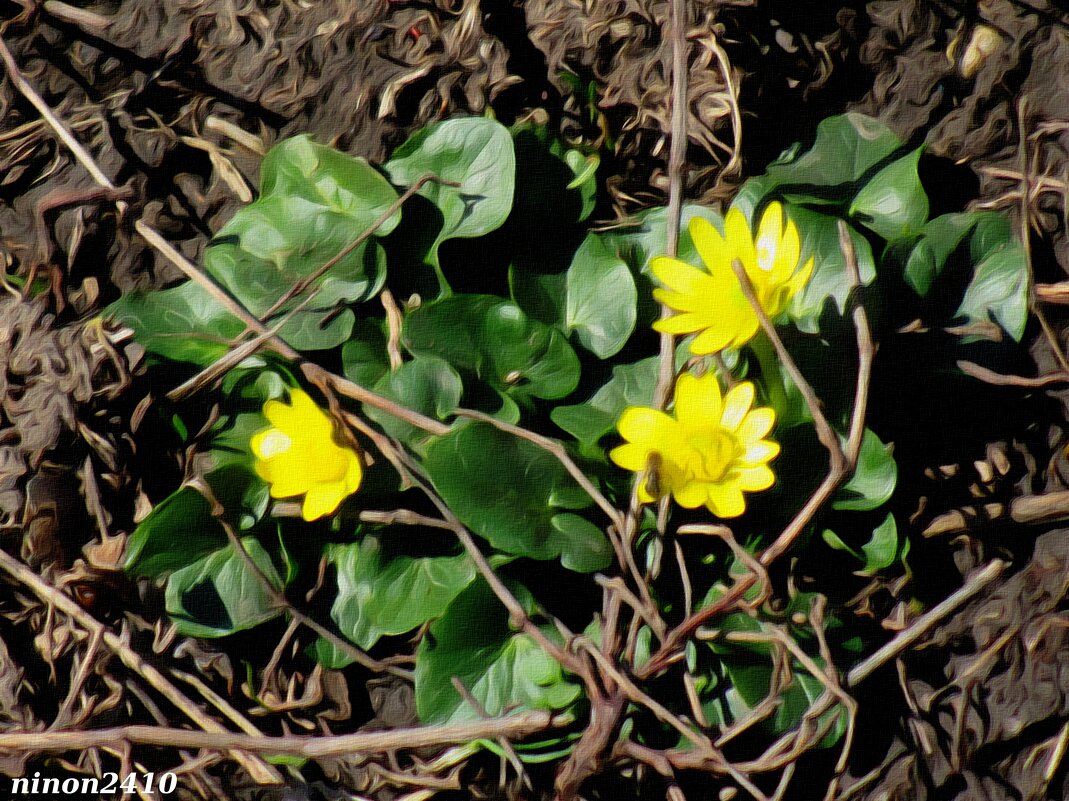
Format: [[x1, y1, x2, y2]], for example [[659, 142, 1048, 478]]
[[323, 537, 479, 657], [365, 357, 462, 449], [549, 514, 614, 573], [955, 242, 1029, 342], [203, 464, 269, 532], [860, 514, 899, 575], [259, 136, 402, 225], [415, 580, 580, 723], [551, 357, 658, 445], [821, 528, 861, 560], [834, 429, 896, 511], [423, 422, 610, 569], [385, 117, 515, 266], [403, 295, 580, 402], [894, 212, 978, 296], [340, 320, 391, 387], [785, 208, 876, 329], [509, 269, 567, 325], [164, 538, 283, 638], [564, 149, 599, 221], [599, 205, 725, 276], [564, 234, 637, 357], [734, 113, 904, 217], [106, 281, 245, 366], [203, 198, 386, 350], [199, 135, 401, 351], [849, 148, 928, 240], [125, 487, 227, 578]]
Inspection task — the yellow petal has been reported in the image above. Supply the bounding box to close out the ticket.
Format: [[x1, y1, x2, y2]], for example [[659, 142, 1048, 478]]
[[690, 325, 738, 355], [288, 390, 335, 437], [343, 452, 364, 493], [689, 217, 732, 274], [302, 482, 345, 521], [720, 382, 755, 430], [724, 207, 756, 272], [673, 373, 723, 426], [787, 256, 815, 297], [617, 407, 675, 446], [755, 203, 782, 274], [742, 440, 780, 464], [673, 480, 708, 509], [637, 476, 658, 504], [706, 484, 746, 518], [610, 442, 652, 472], [651, 256, 712, 296], [652, 310, 707, 335], [736, 407, 775, 443], [251, 428, 292, 459], [266, 464, 312, 498], [262, 398, 298, 429], [736, 465, 775, 492], [779, 215, 802, 279]]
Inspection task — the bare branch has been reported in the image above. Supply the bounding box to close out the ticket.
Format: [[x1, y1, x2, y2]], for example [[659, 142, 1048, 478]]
[[0, 713, 559, 757]]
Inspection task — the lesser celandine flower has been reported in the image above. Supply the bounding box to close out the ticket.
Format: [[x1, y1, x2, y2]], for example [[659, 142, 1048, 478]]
[[251, 389, 363, 521], [610, 372, 779, 518], [650, 202, 814, 354]]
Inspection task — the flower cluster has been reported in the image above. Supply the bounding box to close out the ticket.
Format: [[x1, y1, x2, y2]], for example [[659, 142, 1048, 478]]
[[650, 202, 813, 354], [613, 202, 813, 516], [251, 390, 363, 521]]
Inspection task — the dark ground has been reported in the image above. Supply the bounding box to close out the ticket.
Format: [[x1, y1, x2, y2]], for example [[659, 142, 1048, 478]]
[[3, 1, 1069, 799]]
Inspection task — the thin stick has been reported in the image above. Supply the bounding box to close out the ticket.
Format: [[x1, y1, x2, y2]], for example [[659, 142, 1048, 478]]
[[0, 548, 283, 785], [731, 258, 844, 473], [0, 36, 114, 189], [167, 285, 323, 402], [305, 363, 449, 436], [846, 559, 1007, 686], [655, 0, 690, 410], [0, 713, 559, 756]]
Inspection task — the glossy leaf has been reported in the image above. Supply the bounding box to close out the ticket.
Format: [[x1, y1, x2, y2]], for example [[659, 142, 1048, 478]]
[[106, 281, 245, 366], [734, 113, 904, 217], [955, 242, 1029, 342], [202, 135, 401, 350], [164, 538, 283, 638], [849, 148, 928, 240], [785, 208, 876, 329], [385, 117, 515, 265], [834, 428, 897, 511], [415, 580, 580, 723], [860, 513, 899, 575], [403, 295, 580, 401], [565, 234, 637, 358], [125, 487, 227, 578], [325, 537, 478, 655], [365, 356, 463, 449], [894, 212, 977, 296], [551, 358, 659, 445], [423, 422, 610, 569]]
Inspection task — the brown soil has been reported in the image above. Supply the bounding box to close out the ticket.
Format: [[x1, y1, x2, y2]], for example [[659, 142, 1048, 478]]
[[2, 1, 1069, 799]]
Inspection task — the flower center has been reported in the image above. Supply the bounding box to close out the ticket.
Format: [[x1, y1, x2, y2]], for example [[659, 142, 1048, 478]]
[[682, 429, 740, 483]]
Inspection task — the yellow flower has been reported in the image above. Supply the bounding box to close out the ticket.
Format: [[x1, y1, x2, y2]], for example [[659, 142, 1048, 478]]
[[650, 202, 814, 354], [610, 373, 779, 518], [251, 390, 363, 521]]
